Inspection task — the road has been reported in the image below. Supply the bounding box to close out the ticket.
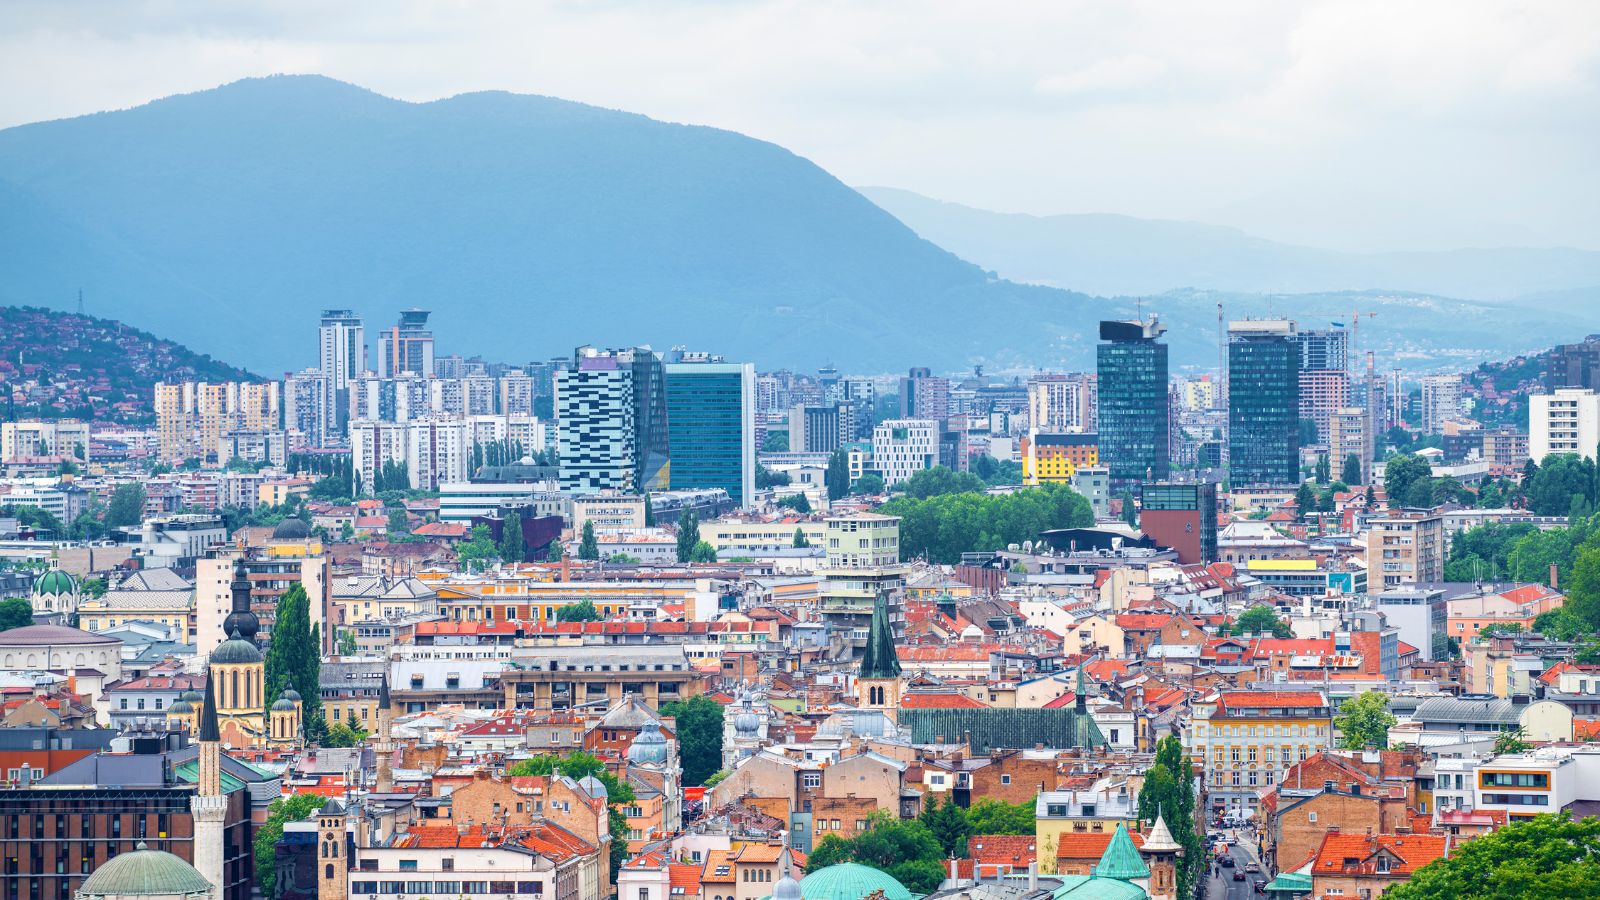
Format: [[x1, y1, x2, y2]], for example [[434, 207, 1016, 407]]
[[1203, 829, 1265, 900]]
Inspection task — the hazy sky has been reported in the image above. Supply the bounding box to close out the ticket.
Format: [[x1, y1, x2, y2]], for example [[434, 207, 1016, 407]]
[[3, 0, 1596, 252]]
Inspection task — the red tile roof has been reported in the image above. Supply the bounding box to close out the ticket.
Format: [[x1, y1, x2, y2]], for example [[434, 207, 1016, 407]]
[[1217, 691, 1325, 711], [900, 692, 986, 709], [968, 835, 1037, 867], [1308, 832, 1448, 877], [1055, 831, 1144, 860]]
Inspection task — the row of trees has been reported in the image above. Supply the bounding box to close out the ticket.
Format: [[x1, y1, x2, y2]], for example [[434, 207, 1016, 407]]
[[880, 482, 1094, 564]]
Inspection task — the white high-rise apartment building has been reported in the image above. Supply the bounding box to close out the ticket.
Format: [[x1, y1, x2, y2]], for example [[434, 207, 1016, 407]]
[[1026, 374, 1095, 432], [284, 369, 329, 450], [1419, 375, 1462, 434], [318, 310, 365, 436], [871, 418, 937, 485], [1530, 388, 1600, 462], [0, 419, 91, 463]]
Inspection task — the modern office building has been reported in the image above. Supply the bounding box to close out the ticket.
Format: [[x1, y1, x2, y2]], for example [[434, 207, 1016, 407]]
[[551, 347, 670, 494], [1139, 481, 1218, 564], [871, 419, 938, 485], [665, 362, 757, 507], [376, 308, 435, 378], [1529, 388, 1600, 462], [317, 309, 365, 432], [1228, 320, 1301, 486], [1291, 327, 1349, 373], [1096, 319, 1170, 483], [788, 405, 842, 454]]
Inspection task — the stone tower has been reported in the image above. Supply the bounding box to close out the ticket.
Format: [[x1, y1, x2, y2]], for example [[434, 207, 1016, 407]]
[[374, 672, 395, 793], [1139, 808, 1184, 900], [317, 797, 350, 900], [191, 673, 228, 895], [855, 595, 902, 714]]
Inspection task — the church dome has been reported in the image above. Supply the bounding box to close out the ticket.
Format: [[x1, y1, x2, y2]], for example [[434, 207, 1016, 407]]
[[628, 724, 669, 766], [735, 712, 761, 736], [166, 698, 193, 715], [210, 630, 262, 665], [271, 518, 311, 541], [78, 843, 212, 899], [32, 568, 76, 596], [282, 686, 302, 703], [271, 691, 297, 712]]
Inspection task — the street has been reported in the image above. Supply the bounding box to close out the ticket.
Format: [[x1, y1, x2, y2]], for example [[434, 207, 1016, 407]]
[[1203, 828, 1265, 900]]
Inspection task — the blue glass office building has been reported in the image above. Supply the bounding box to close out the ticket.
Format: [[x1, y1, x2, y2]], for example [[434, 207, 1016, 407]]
[[664, 363, 756, 507]]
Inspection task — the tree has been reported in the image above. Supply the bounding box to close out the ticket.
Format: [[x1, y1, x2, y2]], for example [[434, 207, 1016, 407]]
[[689, 540, 719, 563], [104, 483, 146, 529], [578, 521, 600, 560], [455, 525, 499, 571], [918, 794, 972, 858], [825, 450, 850, 501], [81, 577, 108, 599], [385, 507, 413, 541], [337, 629, 358, 656], [1293, 481, 1318, 517], [263, 584, 322, 738], [776, 493, 811, 514], [500, 516, 525, 563], [851, 473, 886, 495], [1235, 605, 1292, 638], [1494, 725, 1531, 756], [899, 466, 987, 499], [322, 721, 368, 748], [1334, 691, 1397, 750], [761, 431, 788, 452], [1314, 454, 1331, 484], [805, 811, 947, 893], [1384, 454, 1433, 509], [659, 696, 725, 786], [1534, 607, 1584, 641], [964, 799, 1035, 836], [255, 793, 328, 893], [880, 483, 1094, 564], [1135, 735, 1203, 898], [675, 510, 700, 562], [1117, 491, 1138, 527], [556, 600, 601, 622], [1385, 813, 1600, 900], [792, 527, 811, 549], [0, 598, 33, 632]]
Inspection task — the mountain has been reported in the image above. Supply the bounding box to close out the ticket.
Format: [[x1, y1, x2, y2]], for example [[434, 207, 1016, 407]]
[[0, 306, 258, 423], [860, 186, 1600, 303], [0, 75, 1107, 374]]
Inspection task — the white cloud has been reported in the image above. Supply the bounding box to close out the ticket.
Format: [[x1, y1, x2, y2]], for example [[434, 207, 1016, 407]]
[[0, 0, 1594, 250]]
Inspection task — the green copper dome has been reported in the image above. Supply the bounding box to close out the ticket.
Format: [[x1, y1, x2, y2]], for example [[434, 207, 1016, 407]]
[[79, 844, 213, 898], [210, 630, 262, 665], [799, 864, 913, 900], [33, 569, 76, 596], [1091, 824, 1150, 882]]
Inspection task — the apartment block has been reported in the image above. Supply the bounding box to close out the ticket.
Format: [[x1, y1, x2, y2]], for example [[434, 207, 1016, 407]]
[[1366, 511, 1445, 589], [1530, 388, 1600, 462]]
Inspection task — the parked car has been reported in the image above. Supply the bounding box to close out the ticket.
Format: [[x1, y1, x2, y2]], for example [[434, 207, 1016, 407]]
[[1220, 857, 1235, 868]]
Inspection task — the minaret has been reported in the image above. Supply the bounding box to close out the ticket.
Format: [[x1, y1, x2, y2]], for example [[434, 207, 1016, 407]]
[[373, 672, 395, 793], [855, 595, 902, 715], [192, 672, 228, 896], [317, 797, 350, 900]]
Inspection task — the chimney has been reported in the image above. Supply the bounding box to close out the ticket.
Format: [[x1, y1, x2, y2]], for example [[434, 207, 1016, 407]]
[[1551, 563, 1559, 590], [1028, 862, 1038, 891]]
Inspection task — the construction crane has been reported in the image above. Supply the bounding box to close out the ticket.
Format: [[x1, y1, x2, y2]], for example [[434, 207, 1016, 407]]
[[1300, 307, 1379, 364]]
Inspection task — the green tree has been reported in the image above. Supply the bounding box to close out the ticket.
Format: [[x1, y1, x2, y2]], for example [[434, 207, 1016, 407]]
[[0, 598, 33, 632], [1384, 453, 1433, 509], [1314, 454, 1331, 484], [899, 466, 987, 499], [964, 798, 1035, 835], [104, 483, 146, 529], [675, 509, 700, 562], [81, 577, 108, 599], [1117, 491, 1138, 527], [456, 524, 498, 571], [336, 628, 358, 656], [825, 450, 850, 501], [1340, 454, 1363, 485], [500, 516, 525, 563], [1334, 690, 1397, 750], [1534, 607, 1584, 641], [386, 507, 413, 541], [322, 721, 368, 748], [880, 483, 1094, 564], [1494, 726, 1531, 756], [254, 793, 328, 893], [689, 540, 719, 563], [1385, 813, 1600, 900], [1235, 605, 1292, 638], [919, 794, 972, 857], [805, 811, 946, 893], [1293, 481, 1318, 517], [578, 521, 600, 560], [776, 493, 811, 514], [792, 527, 811, 549], [851, 473, 886, 496], [556, 600, 601, 622], [1135, 735, 1203, 898], [659, 696, 725, 786], [263, 584, 322, 738], [762, 431, 788, 452]]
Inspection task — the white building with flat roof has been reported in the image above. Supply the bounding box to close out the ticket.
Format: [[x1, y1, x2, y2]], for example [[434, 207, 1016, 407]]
[[1530, 388, 1600, 462]]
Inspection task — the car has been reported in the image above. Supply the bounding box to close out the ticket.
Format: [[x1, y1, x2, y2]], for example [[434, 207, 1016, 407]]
[[1219, 857, 1235, 868], [1232, 871, 1246, 882], [1254, 881, 1267, 894], [1245, 863, 1261, 873]]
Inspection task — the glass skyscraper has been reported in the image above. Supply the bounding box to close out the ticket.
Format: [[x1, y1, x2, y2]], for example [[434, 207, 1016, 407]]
[[1096, 319, 1170, 483], [664, 362, 756, 507], [1228, 320, 1302, 486]]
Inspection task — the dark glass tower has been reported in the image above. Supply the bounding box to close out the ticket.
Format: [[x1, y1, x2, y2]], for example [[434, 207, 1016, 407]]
[[1228, 320, 1302, 485], [1096, 319, 1170, 483]]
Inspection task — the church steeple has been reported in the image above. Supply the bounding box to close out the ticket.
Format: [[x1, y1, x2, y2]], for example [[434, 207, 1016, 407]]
[[1075, 662, 1088, 714], [856, 595, 902, 713]]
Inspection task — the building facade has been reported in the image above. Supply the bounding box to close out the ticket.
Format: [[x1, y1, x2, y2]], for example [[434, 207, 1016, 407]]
[[665, 362, 756, 507], [1096, 320, 1169, 483], [1228, 320, 1301, 486], [1530, 388, 1600, 462]]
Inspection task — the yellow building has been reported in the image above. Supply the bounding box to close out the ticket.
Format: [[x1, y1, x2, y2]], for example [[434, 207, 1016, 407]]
[[1188, 690, 1332, 817], [700, 520, 826, 553], [1033, 783, 1140, 874], [1022, 433, 1100, 485]]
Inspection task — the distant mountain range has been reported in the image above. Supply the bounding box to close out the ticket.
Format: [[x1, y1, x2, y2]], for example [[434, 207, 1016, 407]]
[[0, 75, 1587, 376], [860, 187, 1600, 304]]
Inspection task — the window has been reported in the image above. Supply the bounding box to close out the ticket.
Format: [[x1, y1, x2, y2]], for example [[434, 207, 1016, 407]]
[[398, 860, 418, 872], [1000, 775, 1011, 785]]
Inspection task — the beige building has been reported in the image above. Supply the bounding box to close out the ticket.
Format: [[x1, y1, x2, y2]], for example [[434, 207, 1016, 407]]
[[1366, 511, 1444, 589], [76, 568, 195, 641], [0, 419, 91, 463], [154, 381, 281, 464], [818, 513, 906, 655], [572, 492, 647, 533], [1329, 406, 1371, 485], [700, 520, 826, 552]]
